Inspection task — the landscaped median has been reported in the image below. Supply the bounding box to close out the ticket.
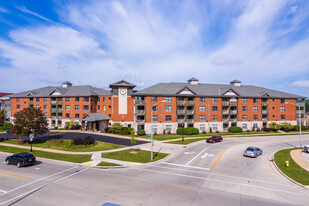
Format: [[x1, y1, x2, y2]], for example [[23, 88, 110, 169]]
[[166, 138, 206, 145], [0, 145, 91, 163], [101, 148, 169, 163], [274, 148, 309, 185]]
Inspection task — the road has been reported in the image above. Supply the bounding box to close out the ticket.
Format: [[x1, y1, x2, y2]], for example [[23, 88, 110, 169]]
[[0, 134, 308, 205]]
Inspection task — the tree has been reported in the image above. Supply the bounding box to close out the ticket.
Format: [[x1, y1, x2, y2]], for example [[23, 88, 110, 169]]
[[268, 122, 281, 131], [11, 107, 48, 142], [110, 123, 123, 134], [0, 109, 4, 126], [65, 120, 79, 129]]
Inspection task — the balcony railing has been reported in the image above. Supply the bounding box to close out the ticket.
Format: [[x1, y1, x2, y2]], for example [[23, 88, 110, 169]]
[[262, 118, 268, 122], [296, 102, 305, 107], [262, 110, 268, 115], [57, 101, 62, 105], [186, 110, 194, 115], [230, 101, 237, 106], [222, 118, 229, 123], [222, 101, 229, 106], [177, 101, 185, 106], [136, 119, 145, 123], [136, 100, 145, 105], [177, 110, 185, 115], [230, 110, 237, 115], [186, 119, 194, 123], [187, 101, 195, 106], [222, 109, 229, 115], [136, 110, 145, 115], [51, 108, 57, 112], [230, 118, 237, 123], [29, 101, 33, 104], [262, 102, 268, 106], [51, 101, 57, 104], [177, 119, 185, 123]]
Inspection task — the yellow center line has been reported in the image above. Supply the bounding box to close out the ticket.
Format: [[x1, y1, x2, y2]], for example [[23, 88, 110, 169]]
[[210, 144, 238, 171], [0, 171, 29, 180]]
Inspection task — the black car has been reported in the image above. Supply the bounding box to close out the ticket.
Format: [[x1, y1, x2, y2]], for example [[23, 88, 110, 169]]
[[6, 153, 36, 168]]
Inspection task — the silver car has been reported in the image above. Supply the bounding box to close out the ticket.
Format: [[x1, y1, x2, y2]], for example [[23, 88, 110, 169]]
[[243, 147, 262, 158]]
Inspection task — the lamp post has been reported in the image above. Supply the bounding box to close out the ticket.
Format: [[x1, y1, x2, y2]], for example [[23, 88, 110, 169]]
[[29, 128, 33, 152], [151, 100, 166, 160], [285, 102, 302, 149], [181, 123, 184, 142]]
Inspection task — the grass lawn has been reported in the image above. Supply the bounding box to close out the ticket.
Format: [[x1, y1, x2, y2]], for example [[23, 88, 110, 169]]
[[96, 161, 122, 167], [274, 148, 309, 185], [101, 148, 169, 163], [167, 138, 206, 145], [2, 139, 125, 152], [0, 145, 91, 163]]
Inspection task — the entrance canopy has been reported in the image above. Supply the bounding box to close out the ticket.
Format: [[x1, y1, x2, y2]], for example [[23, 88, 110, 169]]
[[80, 113, 109, 122], [80, 113, 109, 131]]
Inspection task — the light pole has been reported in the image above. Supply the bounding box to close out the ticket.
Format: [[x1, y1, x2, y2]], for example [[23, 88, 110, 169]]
[[151, 100, 166, 160], [181, 123, 184, 142], [29, 128, 33, 152], [285, 102, 302, 149]]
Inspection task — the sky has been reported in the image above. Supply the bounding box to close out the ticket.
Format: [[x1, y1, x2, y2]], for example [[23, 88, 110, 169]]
[[0, 0, 309, 98]]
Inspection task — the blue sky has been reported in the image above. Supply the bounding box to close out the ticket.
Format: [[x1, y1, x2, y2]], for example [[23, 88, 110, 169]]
[[0, 0, 309, 98]]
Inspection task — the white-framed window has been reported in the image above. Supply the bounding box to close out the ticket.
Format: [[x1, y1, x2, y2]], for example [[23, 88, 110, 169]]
[[83, 97, 89, 102], [212, 106, 218, 112], [242, 98, 247, 103], [281, 115, 285, 120], [103, 105, 106, 111], [200, 124, 206, 131], [253, 106, 258, 112], [83, 105, 89, 110], [242, 123, 247, 129], [44, 105, 48, 110], [44, 98, 48, 102], [98, 105, 100, 110], [200, 115, 205, 121], [75, 105, 79, 110], [165, 125, 172, 131], [212, 115, 218, 121], [152, 125, 158, 132], [165, 116, 172, 121], [65, 97, 70, 102], [36, 105, 40, 109], [253, 123, 258, 128], [242, 115, 247, 120], [65, 105, 70, 110], [17, 98, 20, 102], [152, 115, 158, 121], [65, 113, 70, 118], [200, 97, 205, 103], [166, 106, 172, 112], [253, 98, 258, 103], [200, 106, 205, 112], [242, 106, 247, 112], [151, 97, 157, 102], [44, 113, 48, 117], [253, 115, 258, 120], [280, 107, 285, 112], [17, 105, 20, 109], [212, 98, 218, 103], [212, 124, 218, 131], [152, 106, 157, 112], [281, 99, 285, 104], [165, 97, 172, 102]]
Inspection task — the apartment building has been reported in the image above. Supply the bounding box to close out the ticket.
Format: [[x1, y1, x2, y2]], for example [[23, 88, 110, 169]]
[[8, 78, 306, 133]]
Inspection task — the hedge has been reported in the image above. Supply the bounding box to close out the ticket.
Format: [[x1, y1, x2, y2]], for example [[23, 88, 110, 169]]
[[228, 126, 242, 133], [176, 127, 199, 135]]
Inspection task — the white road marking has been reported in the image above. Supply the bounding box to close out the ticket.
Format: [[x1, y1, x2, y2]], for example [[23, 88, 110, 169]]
[[162, 162, 210, 170], [132, 167, 308, 197], [0, 165, 79, 196], [186, 147, 208, 165], [201, 153, 214, 159], [0, 168, 89, 206], [151, 165, 297, 188], [34, 168, 40, 170], [0, 190, 7, 194], [184, 152, 196, 155]]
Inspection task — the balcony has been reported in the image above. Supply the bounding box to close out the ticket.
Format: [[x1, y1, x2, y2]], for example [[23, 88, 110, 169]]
[[136, 110, 145, 115], [136, 100, 145, 105], [222, 101, 229, 106], [222, 118, 229, 123], [187, 101, 195, 106], [51, 100, 57, 104], [230, 110, 237, 115], [177, 110, 185, 115], [230, 101, 237, 106], [29, 101, 33, 105], [230, 118, 237, 123], [51, 108, 57, 112], [262, 102, 268, 106], [57, 101, 62, 105], [136, 119, 145, 123], [262, 118, 268, 122], [186, 119, 194, 123], [262, 110, 268, 115], [186, 110, 194, 115], [177, 118, 185, 123], [296, 102, 305, 107], [177, 101, 185, 106], [222, 109, 229, 115]]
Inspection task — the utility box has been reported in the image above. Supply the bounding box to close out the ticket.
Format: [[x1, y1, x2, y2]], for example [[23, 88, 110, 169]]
[[304, 145, 309, 153]]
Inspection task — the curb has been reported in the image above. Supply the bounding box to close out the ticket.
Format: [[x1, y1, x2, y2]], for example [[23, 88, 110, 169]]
[[270, 150, 308, 190]]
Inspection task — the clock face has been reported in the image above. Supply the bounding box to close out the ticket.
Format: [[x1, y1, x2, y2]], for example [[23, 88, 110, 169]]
[[120, 89, 126, 95]]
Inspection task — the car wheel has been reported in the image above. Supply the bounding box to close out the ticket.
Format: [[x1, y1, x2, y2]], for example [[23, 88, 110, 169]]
[[260, 151, 262, 156], [17, 162, 21, 168], [6, 160, 10, 165], [220, 139, 223, 142]]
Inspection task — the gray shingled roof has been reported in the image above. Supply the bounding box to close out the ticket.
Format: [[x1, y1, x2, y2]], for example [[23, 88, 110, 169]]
[[133, 82, 305, 99], [188, 77, 198, 81], [8, 85, 112, 98], [109, 80, 136, 88], [80, 113, 109, 122]]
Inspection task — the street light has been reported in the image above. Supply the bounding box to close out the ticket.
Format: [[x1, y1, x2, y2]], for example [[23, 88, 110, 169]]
[[181, 123, 184, 142], [285, 102, 303, 149], [151, 100, 166, 160], [29, 128, 34, 152]]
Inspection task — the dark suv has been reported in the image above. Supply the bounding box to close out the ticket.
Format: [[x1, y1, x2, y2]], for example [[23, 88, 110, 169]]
[[6, 153, 36, 168], [206, 136, 223, 143]]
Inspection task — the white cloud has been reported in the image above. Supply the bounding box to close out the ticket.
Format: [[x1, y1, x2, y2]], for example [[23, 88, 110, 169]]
[[0, 6, 10, 13], [291, 80, 309, 87], [288, 5, 298, 15], [16, 6, 53, 22]]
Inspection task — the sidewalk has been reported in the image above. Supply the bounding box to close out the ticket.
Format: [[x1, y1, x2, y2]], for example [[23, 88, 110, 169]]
[[290, 149, 309, 171]]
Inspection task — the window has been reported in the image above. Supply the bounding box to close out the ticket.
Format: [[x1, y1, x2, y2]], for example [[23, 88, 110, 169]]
[[65, 105, 70, 110], [242, 123, 247, 129], [108, 105, 111, 108], [272, 107, 275, 109], [83, 97, 89, 102], [152, 115, 158, 121], [212, 106, 218, 112], [97, 97, 100, 102], [103, 97, 105, 102], [83, 105, 89, 110], [65, 113, 70, 118], [281, 99, 285, 104], [109, 97, 111, 100], [44, 113, 48, 117], [44, 105, 48, 110], [152, 106, 157, 112], [44, 98, 48, 102], [212, 124, 218, 131], [103, 106, 106, 111], [165, 116, 172, 121], [152, 125, 158, 132], [200, 98, 205, 103], [281, 115, 285, 120], [75, 105, 79, 110], [280, 107, 285, 112], [165, 97, 172, 102], [200, 124, 206, 131], [36, 98, 40, 102], [165, 125, 172, 131], [200, 106, 205, 112], [242, 98, 247, 103], [242, 106, 247, 112], [200, 115, 205, 121], [108, 114, 111, 117], [65, 97, 70, 102], [212, 115, 218, 121], [75, 97, 79, 102], [212, 98, 218, 103], [253, 98, 258, 103], [151, 97, 157, 102], [17, 98, 20, 102], [242, 115, 247, 120], [253, 115, 258, 120], [36, 105, 40, 109], [253, 123, 258, 128], [98, 105, 100, 110], [165, 106, 172, 112], [17, 105, 20, 109], [75, 114, 79, 118], [253, 106, 258, 112]]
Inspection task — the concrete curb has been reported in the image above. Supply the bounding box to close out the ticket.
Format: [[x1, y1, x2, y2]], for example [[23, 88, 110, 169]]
[[270, 150, 308, 190]]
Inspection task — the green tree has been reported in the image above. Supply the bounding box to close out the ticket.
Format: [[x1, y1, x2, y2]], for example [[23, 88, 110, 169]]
[[11, 107, 48, 142], [0, 109, 4, 126], [65, 120, 79, 129], [280, 122, 294, 130], [268, 122, 281, 131], [111, 123, 123, 134]]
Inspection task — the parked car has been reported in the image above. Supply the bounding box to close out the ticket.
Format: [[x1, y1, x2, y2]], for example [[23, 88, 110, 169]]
[[206, 136, 223, 143], [5, 153, 36, 168], [243, 147, 262, 158]]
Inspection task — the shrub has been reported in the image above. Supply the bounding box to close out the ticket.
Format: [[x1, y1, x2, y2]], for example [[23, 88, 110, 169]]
[[216, 130, 219, 133], [257, 127, 260, 132], [72, 136, 96, 146], [202, 130, 206, 134], [111, 123, 123, 134], [268, 122, 281, 131], [137, 129, 146, 136], [72, 124, 81, 130], [247, 130, 251, 132], [252, 126, 255, 132], [65, 120, 80, 129], [120, 127, 130, 135], [177, 127, 199, 135], [0, 137, 6, 142], [294, 125, 309, 131], [262, 127, 272, 132], [283, 128, 290, 132], [103, 127, 110, 133], [54, 126, 58, 129], [209, 127, 212, 133], [108, 127, 115, 133], [3, 122, 13, 129], [228, 126, 242, 133], [167, 130, 171, 135], [163, 129, 166, 134], [154, 131, 157, 135]]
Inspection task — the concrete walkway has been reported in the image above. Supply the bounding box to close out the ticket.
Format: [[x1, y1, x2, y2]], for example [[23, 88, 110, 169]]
[[290, 149, 309, 171]]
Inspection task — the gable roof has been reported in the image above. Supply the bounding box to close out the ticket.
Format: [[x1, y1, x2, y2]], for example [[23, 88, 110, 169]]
[[109, 80, 136, 88], [80, 113, 109, 122]]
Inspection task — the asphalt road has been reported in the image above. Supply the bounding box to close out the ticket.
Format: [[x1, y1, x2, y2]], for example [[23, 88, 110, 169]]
[[0, 134, 308, 205], [0, 132, 149, 146]]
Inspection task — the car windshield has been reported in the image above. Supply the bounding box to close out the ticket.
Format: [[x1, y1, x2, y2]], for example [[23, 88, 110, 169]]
[[21, 154, 33, 158], [246, 148, 255, 152]]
